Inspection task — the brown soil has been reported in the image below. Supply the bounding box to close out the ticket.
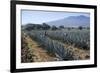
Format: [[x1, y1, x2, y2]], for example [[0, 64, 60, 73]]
[[21, 32, 57, 63]]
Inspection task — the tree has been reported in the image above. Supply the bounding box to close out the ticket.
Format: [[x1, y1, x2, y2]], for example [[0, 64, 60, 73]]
[[25, 23, 35, 31], [52, 25, 58, 30], [35, 24, 43, 29], [59, 25, 64, 29], [42, 23, 51, 30], [78, 26, 83, 30], [67, 27, 71, 30]]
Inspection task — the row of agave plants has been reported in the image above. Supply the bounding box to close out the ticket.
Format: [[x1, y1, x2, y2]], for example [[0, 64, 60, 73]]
[[46, 30, 90, 50], [26, 31, 81, 61]]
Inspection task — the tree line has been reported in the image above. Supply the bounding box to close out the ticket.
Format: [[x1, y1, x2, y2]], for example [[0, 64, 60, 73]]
[[22, 23, 89, 31]]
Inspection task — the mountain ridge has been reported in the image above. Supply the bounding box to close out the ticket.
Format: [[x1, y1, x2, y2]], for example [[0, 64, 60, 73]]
[[47, 15, 90, 27]]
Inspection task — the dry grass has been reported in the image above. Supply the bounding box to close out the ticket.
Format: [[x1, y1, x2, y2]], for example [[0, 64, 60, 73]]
[[64, 44, 90, 60]]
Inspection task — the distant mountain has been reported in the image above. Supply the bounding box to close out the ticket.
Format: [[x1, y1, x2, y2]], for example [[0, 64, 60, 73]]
[[47, 15, 90, 27]]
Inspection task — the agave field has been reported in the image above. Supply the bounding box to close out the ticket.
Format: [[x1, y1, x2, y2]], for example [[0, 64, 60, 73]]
[[46, 29, 90, 50], [23, 29, 90, 61]]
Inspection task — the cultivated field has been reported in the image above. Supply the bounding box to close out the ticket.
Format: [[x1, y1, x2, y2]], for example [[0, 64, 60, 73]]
[[21, 26, 90, 62]]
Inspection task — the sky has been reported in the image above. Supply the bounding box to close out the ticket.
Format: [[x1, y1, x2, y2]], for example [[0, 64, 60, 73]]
[[21, 10, 90, 25]]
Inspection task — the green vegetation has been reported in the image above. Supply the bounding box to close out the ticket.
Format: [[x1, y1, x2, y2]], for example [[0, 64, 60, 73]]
[[21, 23, 90, 62]]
